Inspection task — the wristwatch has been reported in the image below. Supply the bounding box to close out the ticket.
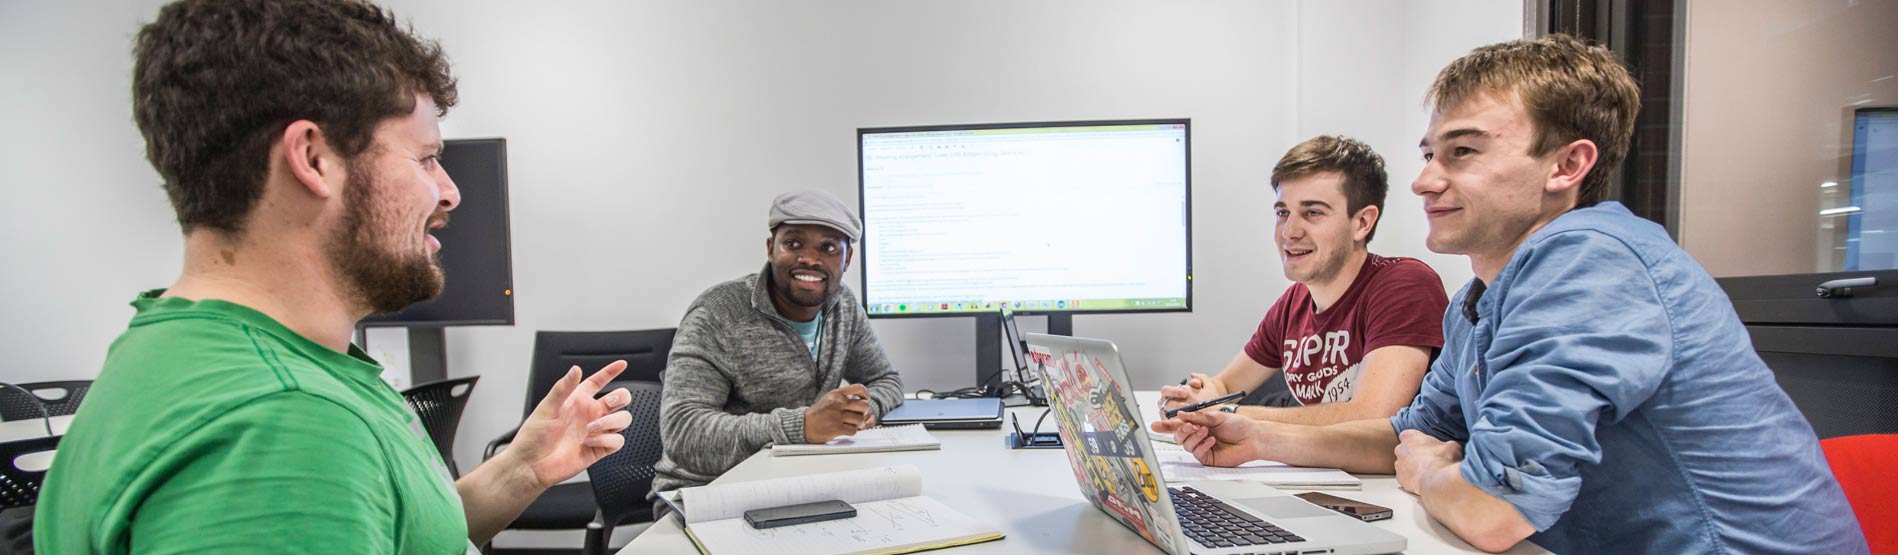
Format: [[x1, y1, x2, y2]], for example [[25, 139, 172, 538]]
[[1217, 404, 1239, 414]]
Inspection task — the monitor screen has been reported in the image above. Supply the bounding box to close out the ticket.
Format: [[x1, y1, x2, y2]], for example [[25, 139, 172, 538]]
[[858, 120, 1192, 316], [1847, 107, 1897, 271], [361, 138, 515, 327]]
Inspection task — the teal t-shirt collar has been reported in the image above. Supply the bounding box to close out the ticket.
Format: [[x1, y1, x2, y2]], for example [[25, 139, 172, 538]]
[[786, 309, 823, 358]]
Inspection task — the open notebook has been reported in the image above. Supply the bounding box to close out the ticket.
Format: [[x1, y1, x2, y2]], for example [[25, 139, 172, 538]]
[[770, 424, 941, 456], [1152, 444, 1361, 489], [656, 465, 1003, 555]]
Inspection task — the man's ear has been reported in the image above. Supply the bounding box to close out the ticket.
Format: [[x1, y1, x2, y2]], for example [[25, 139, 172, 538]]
[[1545, 139, 1598, 196], [841, 241, 854, 274], [280, 120, 340, 199], [764, 234, 776, 258], [1352, 204, 1381, 244]]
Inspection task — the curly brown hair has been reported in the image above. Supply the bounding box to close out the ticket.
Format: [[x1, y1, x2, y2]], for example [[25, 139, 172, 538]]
[[1270, 135, 1390, 243], [133, 0, 458, 235], [1426, 34, 1639, 208]]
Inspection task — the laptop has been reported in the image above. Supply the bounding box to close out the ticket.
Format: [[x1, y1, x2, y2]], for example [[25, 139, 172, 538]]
[[880, 397, 1004, 429], [1000, 308, 1047, 405], [1022, 333, 1407, 555]]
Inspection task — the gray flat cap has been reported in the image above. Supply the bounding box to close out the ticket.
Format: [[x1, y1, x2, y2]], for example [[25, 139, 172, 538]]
[[768, 190, 861, 242]]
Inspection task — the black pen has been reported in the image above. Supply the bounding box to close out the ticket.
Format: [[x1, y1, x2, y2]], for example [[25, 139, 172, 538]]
[[1165, 391, 1246, 419]]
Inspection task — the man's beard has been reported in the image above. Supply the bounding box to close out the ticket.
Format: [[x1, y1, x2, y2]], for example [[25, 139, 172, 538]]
[[327, 158, 446, 315], [771, 264, 832, 308]]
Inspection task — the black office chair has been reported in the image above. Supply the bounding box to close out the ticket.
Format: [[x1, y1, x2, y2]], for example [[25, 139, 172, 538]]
[[1, 435, 59, 555], [0, 435, 59, 511], [583, 381, 665, 555], [484, 329, 675, 551], [400, 376, 481, 478], [0, 381, 91, 421]]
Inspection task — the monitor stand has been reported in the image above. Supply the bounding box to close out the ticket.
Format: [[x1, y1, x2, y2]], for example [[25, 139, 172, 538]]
[[408, 327, 448, 385], [974, 313, 1068, 396]]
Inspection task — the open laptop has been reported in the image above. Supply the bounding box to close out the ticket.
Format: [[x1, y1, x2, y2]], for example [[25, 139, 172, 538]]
[[1022, 333, 1406, 555], [880, 397, 1004, 429], [1000, 308, 1047, 405]]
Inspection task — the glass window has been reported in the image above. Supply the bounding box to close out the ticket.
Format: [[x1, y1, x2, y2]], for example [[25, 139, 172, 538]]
[[1677, 0, 1898, 277]]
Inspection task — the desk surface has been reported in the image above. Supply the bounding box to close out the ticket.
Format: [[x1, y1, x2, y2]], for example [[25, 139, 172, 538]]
[[0, 414, 72, 443], [620, 394, 1545, 555]]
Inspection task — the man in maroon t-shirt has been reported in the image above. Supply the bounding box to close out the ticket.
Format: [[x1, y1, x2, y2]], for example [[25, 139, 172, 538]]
[[1154, 136, 1449, 430]]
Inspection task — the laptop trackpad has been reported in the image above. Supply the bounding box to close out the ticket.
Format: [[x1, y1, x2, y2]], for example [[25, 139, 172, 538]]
[[1236, 496, 1336, 520]]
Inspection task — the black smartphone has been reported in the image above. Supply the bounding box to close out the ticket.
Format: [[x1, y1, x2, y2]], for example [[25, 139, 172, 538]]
[[742, 499, 857, 529], [1294, 492, 1393, 522]]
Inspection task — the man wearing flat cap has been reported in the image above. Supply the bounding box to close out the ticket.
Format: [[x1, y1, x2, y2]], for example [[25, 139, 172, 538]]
[[652, 190, 905, 508]]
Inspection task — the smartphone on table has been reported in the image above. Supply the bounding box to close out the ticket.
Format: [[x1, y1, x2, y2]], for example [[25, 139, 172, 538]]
[[742, 499, 857, 529], [1294, 492, 1393, 522]]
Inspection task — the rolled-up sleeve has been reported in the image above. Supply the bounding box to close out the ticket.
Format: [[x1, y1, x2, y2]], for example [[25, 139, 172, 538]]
[[1389, 342, 1468, 443], [1459, 230, 1674, 531]]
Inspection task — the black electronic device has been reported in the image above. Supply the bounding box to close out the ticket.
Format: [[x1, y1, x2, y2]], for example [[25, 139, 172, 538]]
[[1294, 492, 1393, 522], [1005, 410, 1063, 449], [743, 499, 857, 529]]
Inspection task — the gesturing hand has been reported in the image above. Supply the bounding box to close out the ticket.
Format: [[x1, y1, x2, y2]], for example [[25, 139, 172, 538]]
[[804, 383, 874, 444], [506, 360, 633, 489], [1394, 429, 1463, 494], [1151, 372, 1223, 435], [1172, 409, 1264, 468]]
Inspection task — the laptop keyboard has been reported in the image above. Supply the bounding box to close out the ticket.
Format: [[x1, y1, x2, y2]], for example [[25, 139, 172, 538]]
[[1170, 486, 1307, 548]]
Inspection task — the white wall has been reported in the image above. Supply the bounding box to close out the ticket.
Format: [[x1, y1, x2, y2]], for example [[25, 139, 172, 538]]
[[1, 0, 1513, 511]]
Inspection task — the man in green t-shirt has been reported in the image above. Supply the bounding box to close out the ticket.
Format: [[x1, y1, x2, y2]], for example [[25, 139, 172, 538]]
[[34, 1, 634, 553]]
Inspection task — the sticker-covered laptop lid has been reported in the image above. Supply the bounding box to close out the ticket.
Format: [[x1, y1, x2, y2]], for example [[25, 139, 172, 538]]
[[1025, 333, 1189, 555]]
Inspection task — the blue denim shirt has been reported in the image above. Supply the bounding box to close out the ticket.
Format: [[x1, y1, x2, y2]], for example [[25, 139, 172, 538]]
[[1390, 202, 1867, 554]]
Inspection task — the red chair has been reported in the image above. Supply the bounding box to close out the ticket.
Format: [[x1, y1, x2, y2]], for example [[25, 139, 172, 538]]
[[1823, 434, 1898, 554]]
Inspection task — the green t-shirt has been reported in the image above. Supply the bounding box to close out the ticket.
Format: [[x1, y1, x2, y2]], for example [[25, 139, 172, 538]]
[[35, 291, 474, 554]]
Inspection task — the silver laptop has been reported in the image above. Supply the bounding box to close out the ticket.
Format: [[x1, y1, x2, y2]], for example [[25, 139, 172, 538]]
[[879, 397, 1004, 429], [1022, 333, 1406, 555]]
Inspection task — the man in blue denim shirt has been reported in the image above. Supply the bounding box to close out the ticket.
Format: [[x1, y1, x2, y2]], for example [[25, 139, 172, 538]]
[[1170, 34, 1866, 553]]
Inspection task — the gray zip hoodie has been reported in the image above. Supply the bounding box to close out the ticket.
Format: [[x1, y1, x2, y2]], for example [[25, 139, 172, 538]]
[[651, 264, 904, 497]]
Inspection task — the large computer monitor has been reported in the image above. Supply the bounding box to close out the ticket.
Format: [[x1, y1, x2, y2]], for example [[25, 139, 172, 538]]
[[361, 137, 515, 330], [857, 119, 1192, 318]]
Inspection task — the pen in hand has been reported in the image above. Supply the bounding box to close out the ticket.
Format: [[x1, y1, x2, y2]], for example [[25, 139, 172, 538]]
[[1165, 391, 1246, 419]]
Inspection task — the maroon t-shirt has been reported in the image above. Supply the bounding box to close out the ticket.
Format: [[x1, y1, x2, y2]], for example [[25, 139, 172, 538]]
[[1243, 254, 1449, 405]]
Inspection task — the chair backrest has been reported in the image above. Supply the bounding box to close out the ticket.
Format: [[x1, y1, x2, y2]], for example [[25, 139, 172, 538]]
[[400, 376, 481, 476], [587, 380, 665, 528], [1822, 434, 1898, 553], [0, 381, 92, 421], [0, 435, 60, 510], [523, 329, 676, 419]]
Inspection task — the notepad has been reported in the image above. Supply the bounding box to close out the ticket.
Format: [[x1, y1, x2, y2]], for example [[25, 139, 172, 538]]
[[1151, 445, 1361, 489], [770, 424, 941, 456], [657, 465, 1004, 555], [1134, 390, 1179, 444]]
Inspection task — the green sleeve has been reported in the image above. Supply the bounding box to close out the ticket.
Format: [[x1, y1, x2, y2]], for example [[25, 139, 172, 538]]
[[128, 392, 397, 554]]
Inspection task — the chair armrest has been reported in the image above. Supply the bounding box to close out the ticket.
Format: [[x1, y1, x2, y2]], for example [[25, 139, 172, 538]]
[[483, 425, 520, 460], [582, 509, 611, 555]]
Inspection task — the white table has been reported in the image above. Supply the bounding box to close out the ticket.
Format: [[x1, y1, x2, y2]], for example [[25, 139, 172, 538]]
[[618, 396, 1546, 554]]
